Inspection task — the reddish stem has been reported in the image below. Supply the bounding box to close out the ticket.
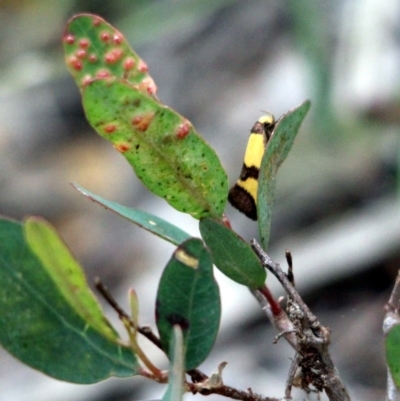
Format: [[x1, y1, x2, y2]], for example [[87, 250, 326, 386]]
[[258, 285, 281, 316], [222, 213, 232, 229]]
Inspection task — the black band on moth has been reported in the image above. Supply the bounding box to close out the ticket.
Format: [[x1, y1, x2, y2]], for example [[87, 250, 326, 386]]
[[228, 184, 257, 220], [263, 123, 275, 141], [240, 164, 259, 181]]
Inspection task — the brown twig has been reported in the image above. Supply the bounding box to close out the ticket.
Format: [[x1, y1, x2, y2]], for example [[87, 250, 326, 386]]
[[251, 288, 297, 349], [251, 240, 351, 401], [258, 285, 282, 316], [189, 382, 280, 401], [285, 250, 294, 286], [285, 354, 300, 399], [385, 270, 400, 316], [95, 277, 130, 320], [251, 242, 321, 336], [383, 270, 400, 401], [137, 325, 163, 348], [95, 278, 164, 379], [95, 277, 280, 400]]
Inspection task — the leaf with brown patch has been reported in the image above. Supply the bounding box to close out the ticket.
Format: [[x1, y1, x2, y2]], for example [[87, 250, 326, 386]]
[[82, 78, 228, 219]]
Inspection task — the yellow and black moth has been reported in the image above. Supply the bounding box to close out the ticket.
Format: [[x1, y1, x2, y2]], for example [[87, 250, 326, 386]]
[[228, 113, 275, 220]]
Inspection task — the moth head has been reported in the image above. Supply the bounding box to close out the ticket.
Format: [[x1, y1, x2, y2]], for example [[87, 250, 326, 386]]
[[258, 113, 275, 128], [257, 113, 275, 141]]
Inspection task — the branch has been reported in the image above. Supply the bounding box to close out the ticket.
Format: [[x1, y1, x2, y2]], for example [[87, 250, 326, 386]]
[[384, 270, 400, 401], [251, 240, 351, 401], [95, 277, 281, 400], [190, 381, 280, 401], [251, 242, 321, 336], [251, 287, 297, 349]]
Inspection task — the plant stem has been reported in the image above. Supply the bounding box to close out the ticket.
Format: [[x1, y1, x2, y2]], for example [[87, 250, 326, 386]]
[[384, 270, 400, 401], [251, 239, 351, 401]]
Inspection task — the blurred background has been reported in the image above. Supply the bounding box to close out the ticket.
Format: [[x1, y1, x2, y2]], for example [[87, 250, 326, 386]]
[[1, 0, 400, 400]]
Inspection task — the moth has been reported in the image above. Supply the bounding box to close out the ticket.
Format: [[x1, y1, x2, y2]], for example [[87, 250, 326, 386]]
[[228, 114, 275, 220]]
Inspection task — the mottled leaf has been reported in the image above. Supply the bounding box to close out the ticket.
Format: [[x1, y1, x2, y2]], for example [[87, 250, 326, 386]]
[[63, 13, 157, 94], [82, 78, 228, 219]]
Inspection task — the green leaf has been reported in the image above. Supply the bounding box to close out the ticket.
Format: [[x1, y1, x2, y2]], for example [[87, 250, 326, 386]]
[[63, 13, 157, 93], [25, 216, 116, 341], [257, 100, 311, 249], [199, 217, 266, 288], [73, 183, 191, 246], [162, 325, 185, 401], [156, 238, 220, 370], [129, 288, 140, 329], [386, 325, 400, 387], [81, 78, 228, 219], [0, 217, 139, 383]]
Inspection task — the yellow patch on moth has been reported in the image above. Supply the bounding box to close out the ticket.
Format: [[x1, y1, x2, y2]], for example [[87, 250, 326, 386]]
[[228, 113, 276, 220], [237, 177, 258, 204], [175, 249, 199, 269], [243, 133, 265, 169]]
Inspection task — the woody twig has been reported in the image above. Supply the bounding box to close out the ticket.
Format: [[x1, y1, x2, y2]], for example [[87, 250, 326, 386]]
[[251, 239, 350, 401], [383, 270, 400, 401]]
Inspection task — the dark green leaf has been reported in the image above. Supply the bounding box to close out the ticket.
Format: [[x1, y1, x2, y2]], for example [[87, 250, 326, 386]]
[[199, 217, 266, 288], [0, 217, 139, 383], [162, 325, 185, 401], [63, 14, 156, 93], [81, 78, 228, 219], [156, 238, 220, 370], [386, 325, 400, 387], [73, 183, 191, 246], [257, 100, 311, 249]]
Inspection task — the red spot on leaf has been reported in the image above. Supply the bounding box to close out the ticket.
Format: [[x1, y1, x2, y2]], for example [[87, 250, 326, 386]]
[[93, 16, 102, 27], [79, 38, 90, 49], [64, 34, 75, 45], [113, 34, 122, 44], [69, 56, 82, 71], [81, 75, 92, 86], [76, 49, 87, 59], [132, 112, 155, 132], [146, 81, 157, 95], [123, 57, 135, 70], [138, 77, 157, 95], [88, 54, 97, 63], [105, 53, 115, 63], [138, 60, 148, 72], [105, 48, 123, 64], [114, 142, 130, 153], [96, 69, 111, 78], [104, 124, 117, 134], [100, 32, 111, 43], [176, 122, 190, 139]]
